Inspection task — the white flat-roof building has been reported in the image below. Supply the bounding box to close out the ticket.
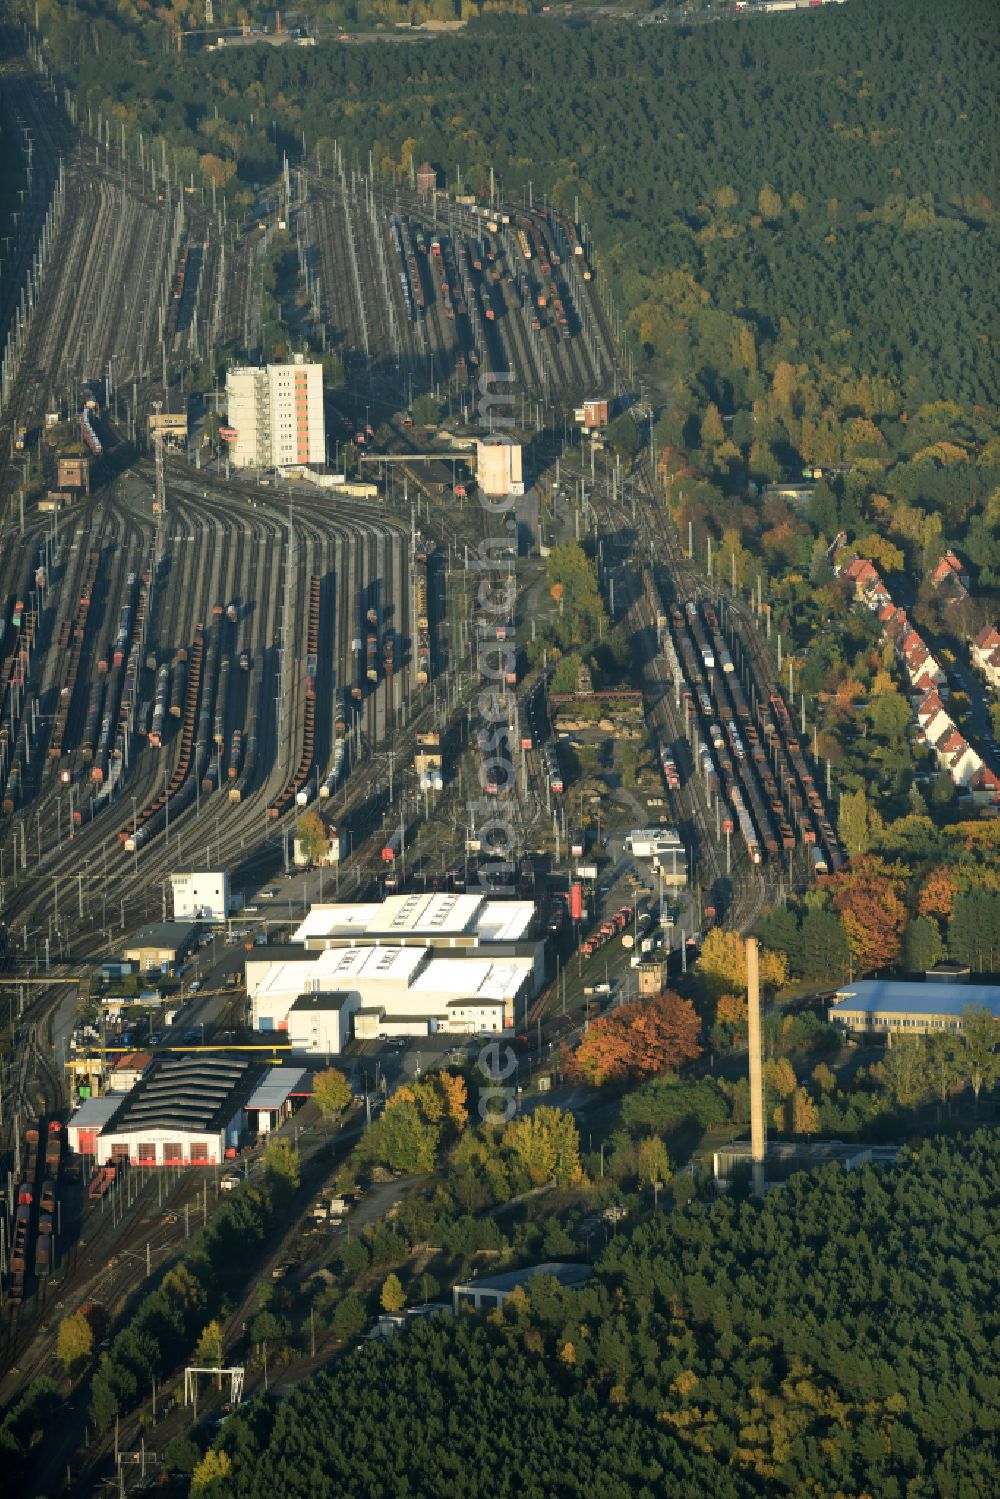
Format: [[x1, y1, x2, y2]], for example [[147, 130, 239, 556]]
[[476, 436, 524, 497], [291, 892, 537, 949], [171, 871, 232, 922], [226, 355, 325, 471], [250, 944, 533, 1045], [245, 894, 544, 1049], [624, 828, 688, 883]]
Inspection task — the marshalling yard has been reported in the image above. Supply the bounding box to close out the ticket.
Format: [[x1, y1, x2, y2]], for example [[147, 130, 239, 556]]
[[0, 22, 843, 1445], [0, 19, 843, 1079]]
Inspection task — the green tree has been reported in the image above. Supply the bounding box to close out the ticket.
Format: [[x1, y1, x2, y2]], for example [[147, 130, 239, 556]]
[[637, 1136, 671, 1188], [838, 787, 875, 858], [381, 1273, 406, 1313], [797, 907, 850, 982], [195, 1319, 224, 1368], [331, 1294, 366, 1344], [755, 905, 800, 966], [924, 1031, 962, 1112], [960, 1006, 1000, 1109], [163, 1436, 201, 1474], [338, 1238, 370, 1279], [622, 1078, 730, 1134], [901, 916, 943, 974], [297, 810, 329, 867], [263, 1135, 300, 1193], [949, 892, 1000, 972], [248, 1309, 289, 1345], [931, 770, 957, 810], [361, 1100, 439, 1175], [314, 1067, 352, 1122], [874, 1037, 929, 1110], [412, 393, 439, 427], [867, 690, 912, 744], [700, 402, 725, 448], [88, 1365, 119, 1433], [57, 1311, 94, 1374], [501, 1107, 581, 1187], [607, 411, 641, 462]]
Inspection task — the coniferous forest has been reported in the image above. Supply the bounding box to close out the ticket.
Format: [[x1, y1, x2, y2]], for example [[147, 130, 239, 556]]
[[205, 1133, 1000, 1497], [32, 0, 996, 412]]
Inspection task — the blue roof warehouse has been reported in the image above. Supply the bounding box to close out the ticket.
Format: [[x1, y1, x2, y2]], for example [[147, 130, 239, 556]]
[[829, 980, 1000, 1038]]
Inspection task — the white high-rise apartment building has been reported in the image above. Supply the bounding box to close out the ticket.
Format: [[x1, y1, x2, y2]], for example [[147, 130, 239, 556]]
[[225, 355, 325, 470]]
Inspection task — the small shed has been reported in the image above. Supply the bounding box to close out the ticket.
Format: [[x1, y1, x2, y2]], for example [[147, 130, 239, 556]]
[[244, 1066, 310, 1135]]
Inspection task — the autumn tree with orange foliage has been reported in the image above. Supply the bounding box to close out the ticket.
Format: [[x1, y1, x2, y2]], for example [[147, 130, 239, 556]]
[[917, 866, 958, 920], [564, 991, 702, 1087], [437, 1071, 468, 1132], [822, 856, 907, 973]]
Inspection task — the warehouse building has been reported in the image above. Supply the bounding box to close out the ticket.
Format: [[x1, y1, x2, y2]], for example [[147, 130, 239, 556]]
[[147, 390, 189, 447], [249, 943, 535, 1046], [291, 891, 538, 953], [244, 893, 545, 1050], [828, 980, 1000, 1039], [66, 1095, 122, 1156], [67, 1055, 263, 1166], [108, 1051, 153, 1092], [452, 1263, 590, 1314], [123, 921, 198, 974]]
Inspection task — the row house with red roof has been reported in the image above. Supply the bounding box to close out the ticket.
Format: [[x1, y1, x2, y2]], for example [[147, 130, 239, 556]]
[[835, 550, 997, 804], [929, 549, 970, 604], [915, 688, 1000, 802], [971, 625, 1000, 693]]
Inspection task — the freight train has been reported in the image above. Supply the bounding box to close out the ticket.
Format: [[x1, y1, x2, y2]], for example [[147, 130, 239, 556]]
[[267, 576, 321, 818], [80, 400, 102, 457], [414, 548, 431, 686]]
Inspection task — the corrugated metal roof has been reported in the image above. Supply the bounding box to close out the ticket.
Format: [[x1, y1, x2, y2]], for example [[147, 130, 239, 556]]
[[244, 1067, 309, 1112], [832, 980, 1000, 1017], [103, 1055, 261, 1134], [452, 1262, 590, 1296], [69, 1096, 122, 1129]]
